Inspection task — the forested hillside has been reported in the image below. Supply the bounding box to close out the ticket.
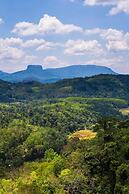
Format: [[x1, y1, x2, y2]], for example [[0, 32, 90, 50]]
[[0, 97, 129, 193], [1, 77, 129, 193], [0, 74, 129, 102]]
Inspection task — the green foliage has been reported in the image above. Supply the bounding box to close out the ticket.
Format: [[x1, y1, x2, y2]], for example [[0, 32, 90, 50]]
[[0, 97, 129, 193], [0, 120, 66, 171], [1, 74, 129, 102]]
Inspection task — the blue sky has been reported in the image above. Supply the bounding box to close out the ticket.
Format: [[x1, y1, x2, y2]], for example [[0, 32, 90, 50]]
[[0, 0, 129, 73]]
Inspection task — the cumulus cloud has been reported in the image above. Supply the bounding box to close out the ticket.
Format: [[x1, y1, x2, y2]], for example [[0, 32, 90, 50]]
[[72, 0, 129, 15], [0, 46, 24, 62], [0, 36, 62, 70], [0, 38, 23, 47], [0, 39, 24, 62], [100, 28, 129, 52], [64, 39, 103, 55], [0, 38, 40, 65], [108, 0, 129, 15], [61, 26, 129, 73], [43, 56, 67, 68], [23, 39, 45, 48], [0, 37, 59, 51], [12, 14, 83, 36], [36, 41, 60, 51], [84, 28, 129, 52], [0, 41, 40, 72], [22, 38, 58, 50]]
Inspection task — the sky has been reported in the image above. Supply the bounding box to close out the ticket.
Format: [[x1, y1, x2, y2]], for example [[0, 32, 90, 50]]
[[0, 0, 129, 73]]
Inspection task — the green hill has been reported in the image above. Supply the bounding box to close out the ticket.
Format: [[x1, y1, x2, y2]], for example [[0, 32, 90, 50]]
[[0, 78, 129, 193], [0, 74, 129, 102]]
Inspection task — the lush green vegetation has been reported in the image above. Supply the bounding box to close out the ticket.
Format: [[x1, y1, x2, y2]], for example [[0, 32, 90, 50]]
[[1, 118, 129, 193], [0, 97, 127, 129], [0, 74, 129, 193], [1, 74, 129, 102], [0, 96, 129, 193]]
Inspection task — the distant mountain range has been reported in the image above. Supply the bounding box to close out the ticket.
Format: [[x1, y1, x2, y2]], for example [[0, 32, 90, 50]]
[[0, 64, 117, 83]]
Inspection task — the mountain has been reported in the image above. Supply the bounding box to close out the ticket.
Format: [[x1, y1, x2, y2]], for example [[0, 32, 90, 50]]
[[0, 64, 117, 83], [45, 65, 117, 78], [5, 65, 59, 83], [0, 74, 129, 102], [0, 71, 10, 79]]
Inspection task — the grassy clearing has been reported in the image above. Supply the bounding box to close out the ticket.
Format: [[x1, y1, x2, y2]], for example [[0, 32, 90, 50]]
[[120, 108, 129, 115], [69, 130, 97, 140]]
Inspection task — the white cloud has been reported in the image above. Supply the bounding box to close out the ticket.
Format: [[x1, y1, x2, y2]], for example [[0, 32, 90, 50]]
[[64, 39, 103, 55], [36, 41, 59, 51], [43, 56, 67, 68], [0, 38, 23, 47], [0, 38, 39, 64], [100, 28, 123, 41], [0, 36, 61, 71], [0, 46, 24, 62], [0, 18, 4, 25], [12, 14, 83, 36], [0, 39, 24, 63], [106, 40, 129, 51], [109, 0, 129, 15], [85, 28, 102, 35], [84, 28, 129, 52], [81, 0, 129, 15], [22, 38, 58, 51], [84, 0, 116, 6], [23, 39, 44, 48], [22, 55, 38, 65], [100, 28, 129, 51], [0, 37, 59, 52]]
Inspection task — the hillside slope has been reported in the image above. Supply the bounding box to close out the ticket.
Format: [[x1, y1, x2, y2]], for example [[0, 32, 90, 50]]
[[0, 74, 129, 102]]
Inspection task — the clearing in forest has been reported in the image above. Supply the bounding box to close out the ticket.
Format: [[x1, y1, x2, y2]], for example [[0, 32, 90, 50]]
[[69, 130, 97, 140], [120, 108, 129, 115]]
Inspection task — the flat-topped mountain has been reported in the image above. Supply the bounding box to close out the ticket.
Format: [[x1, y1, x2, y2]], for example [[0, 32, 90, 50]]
[[0, 64, 117, 83], [27, 65, 44, 72]]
